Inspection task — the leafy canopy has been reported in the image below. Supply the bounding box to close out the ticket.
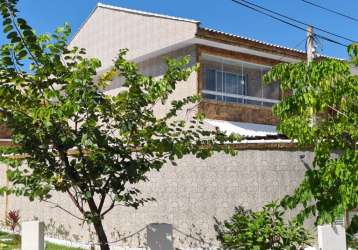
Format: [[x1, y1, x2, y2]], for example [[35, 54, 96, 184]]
[[0, 0, 238, 247], [264, 45, 358, 225]]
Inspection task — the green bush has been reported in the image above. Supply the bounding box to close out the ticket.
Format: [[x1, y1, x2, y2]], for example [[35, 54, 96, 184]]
[[347, 214, 358, 249], [215, 202, 312, 250]]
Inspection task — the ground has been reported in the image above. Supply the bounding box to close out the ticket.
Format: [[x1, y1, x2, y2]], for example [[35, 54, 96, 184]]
[[0, 231, 84, 250]]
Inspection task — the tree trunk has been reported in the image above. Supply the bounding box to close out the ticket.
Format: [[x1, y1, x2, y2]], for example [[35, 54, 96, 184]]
[[93, 217, 110, 250], [88, 198, 110, 250]]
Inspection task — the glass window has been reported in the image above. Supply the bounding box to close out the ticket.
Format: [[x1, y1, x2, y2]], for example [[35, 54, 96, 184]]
[[203, 69, 246, 103], [201, 54, 279, 107], [204, 69, 216, 91]]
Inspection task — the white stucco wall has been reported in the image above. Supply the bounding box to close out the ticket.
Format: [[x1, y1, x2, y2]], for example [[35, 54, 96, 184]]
[[2, 150, 314, 249], [104, 45, 198, 120], [70, 5, 198, 70]]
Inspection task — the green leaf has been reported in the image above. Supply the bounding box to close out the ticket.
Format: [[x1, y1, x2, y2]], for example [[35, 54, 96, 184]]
[[17, 50, 27, 59], [6, 31, 17, 40], [3, 24, 13, 33]]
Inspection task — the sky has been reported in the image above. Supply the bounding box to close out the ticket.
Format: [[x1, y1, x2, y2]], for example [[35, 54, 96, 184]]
[[4, 0, 358, 59]]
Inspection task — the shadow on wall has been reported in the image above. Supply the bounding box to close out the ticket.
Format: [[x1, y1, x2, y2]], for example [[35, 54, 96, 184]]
[[43, 218, 82, 242], [173, 224, 219, 250], [110, 225, 147, 248], [16, 216, 222, 249], [110, 223, 219, 250], [44, 217, 148, 247]]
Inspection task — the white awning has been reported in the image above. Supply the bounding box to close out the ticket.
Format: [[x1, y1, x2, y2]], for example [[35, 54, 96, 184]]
[[0, 138, 11, 142], [204, 119, 277, 137]]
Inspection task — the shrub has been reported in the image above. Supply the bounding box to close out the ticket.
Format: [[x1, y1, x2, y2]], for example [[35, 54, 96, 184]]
[[215, 202, 312, 250], [347, 214, 358, 249], [6, 210, 20, 232]]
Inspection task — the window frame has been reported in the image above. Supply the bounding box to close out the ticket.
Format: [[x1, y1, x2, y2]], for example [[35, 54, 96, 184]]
[[202, 67, 279, 106]]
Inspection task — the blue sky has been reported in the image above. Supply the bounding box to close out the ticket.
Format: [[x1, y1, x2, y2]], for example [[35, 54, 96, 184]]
[[7, 0, 358, 59]]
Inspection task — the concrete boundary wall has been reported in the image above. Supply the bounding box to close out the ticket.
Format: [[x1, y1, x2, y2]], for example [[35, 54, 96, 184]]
[[0, 149, 313, 249]]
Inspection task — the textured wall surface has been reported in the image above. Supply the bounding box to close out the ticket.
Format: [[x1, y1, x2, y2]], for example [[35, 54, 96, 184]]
[[138, 46, 198, 119], [105, 45, 198, 120], [199, 100, 278, 125], [2, 150, 313, 249], [70, 6, 198, 70]]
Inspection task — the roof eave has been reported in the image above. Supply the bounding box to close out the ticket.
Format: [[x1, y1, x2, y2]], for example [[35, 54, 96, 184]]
[[97, 3, 200, 24], [196, 27, 307, 60]]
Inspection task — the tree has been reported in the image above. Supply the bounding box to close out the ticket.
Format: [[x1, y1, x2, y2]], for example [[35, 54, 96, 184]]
[[215, 202, 312, 250], [0, 1, 238, 249], [264, 45, 358, 225]]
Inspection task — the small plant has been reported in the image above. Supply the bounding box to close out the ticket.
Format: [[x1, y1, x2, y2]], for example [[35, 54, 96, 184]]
[[6, 210, 20, 232], [215, 202, 312, 250], [347, 214, 358, 249]]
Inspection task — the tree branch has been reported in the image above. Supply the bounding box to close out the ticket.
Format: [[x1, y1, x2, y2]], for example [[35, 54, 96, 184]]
[[67, 189, 85, 215], [98, 192, 107, 214], [43, 200, 84, 221], [8, 9, 40, 67], [98, 173, 114, 213], [101, 200, 116, 217]]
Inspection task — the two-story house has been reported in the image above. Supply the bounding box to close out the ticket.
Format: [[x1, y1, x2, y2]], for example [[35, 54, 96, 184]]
[[0, 3, 317, 249]]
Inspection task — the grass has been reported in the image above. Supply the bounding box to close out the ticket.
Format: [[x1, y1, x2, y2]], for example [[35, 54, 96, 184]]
[[46, 242, 85, 250], [0, 231, 20, 250], [0, 231, 85, 250]]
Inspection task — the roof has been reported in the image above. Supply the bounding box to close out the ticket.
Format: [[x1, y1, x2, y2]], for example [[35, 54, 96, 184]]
[[95, 3, 307, 59], [205, 119, 277, 137], [204, 119, 287, 139], [197, 27, 307, 58], [197, 27, 344, 61], [204, 119, 290, 143], [71, 3, 344, 62], [93, 4, 312, 60], [97, 3, 200, 24]]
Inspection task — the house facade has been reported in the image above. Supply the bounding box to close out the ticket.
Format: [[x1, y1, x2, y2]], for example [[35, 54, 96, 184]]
[[0, 3, 318, 249]]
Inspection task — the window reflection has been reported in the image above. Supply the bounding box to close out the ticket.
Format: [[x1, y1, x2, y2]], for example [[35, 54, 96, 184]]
[[201, 54, 279, 107]]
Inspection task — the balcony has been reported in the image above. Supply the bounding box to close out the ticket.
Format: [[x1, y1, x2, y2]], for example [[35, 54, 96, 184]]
[[200, 53, 279, 107], [199, 53, 280, 125]]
